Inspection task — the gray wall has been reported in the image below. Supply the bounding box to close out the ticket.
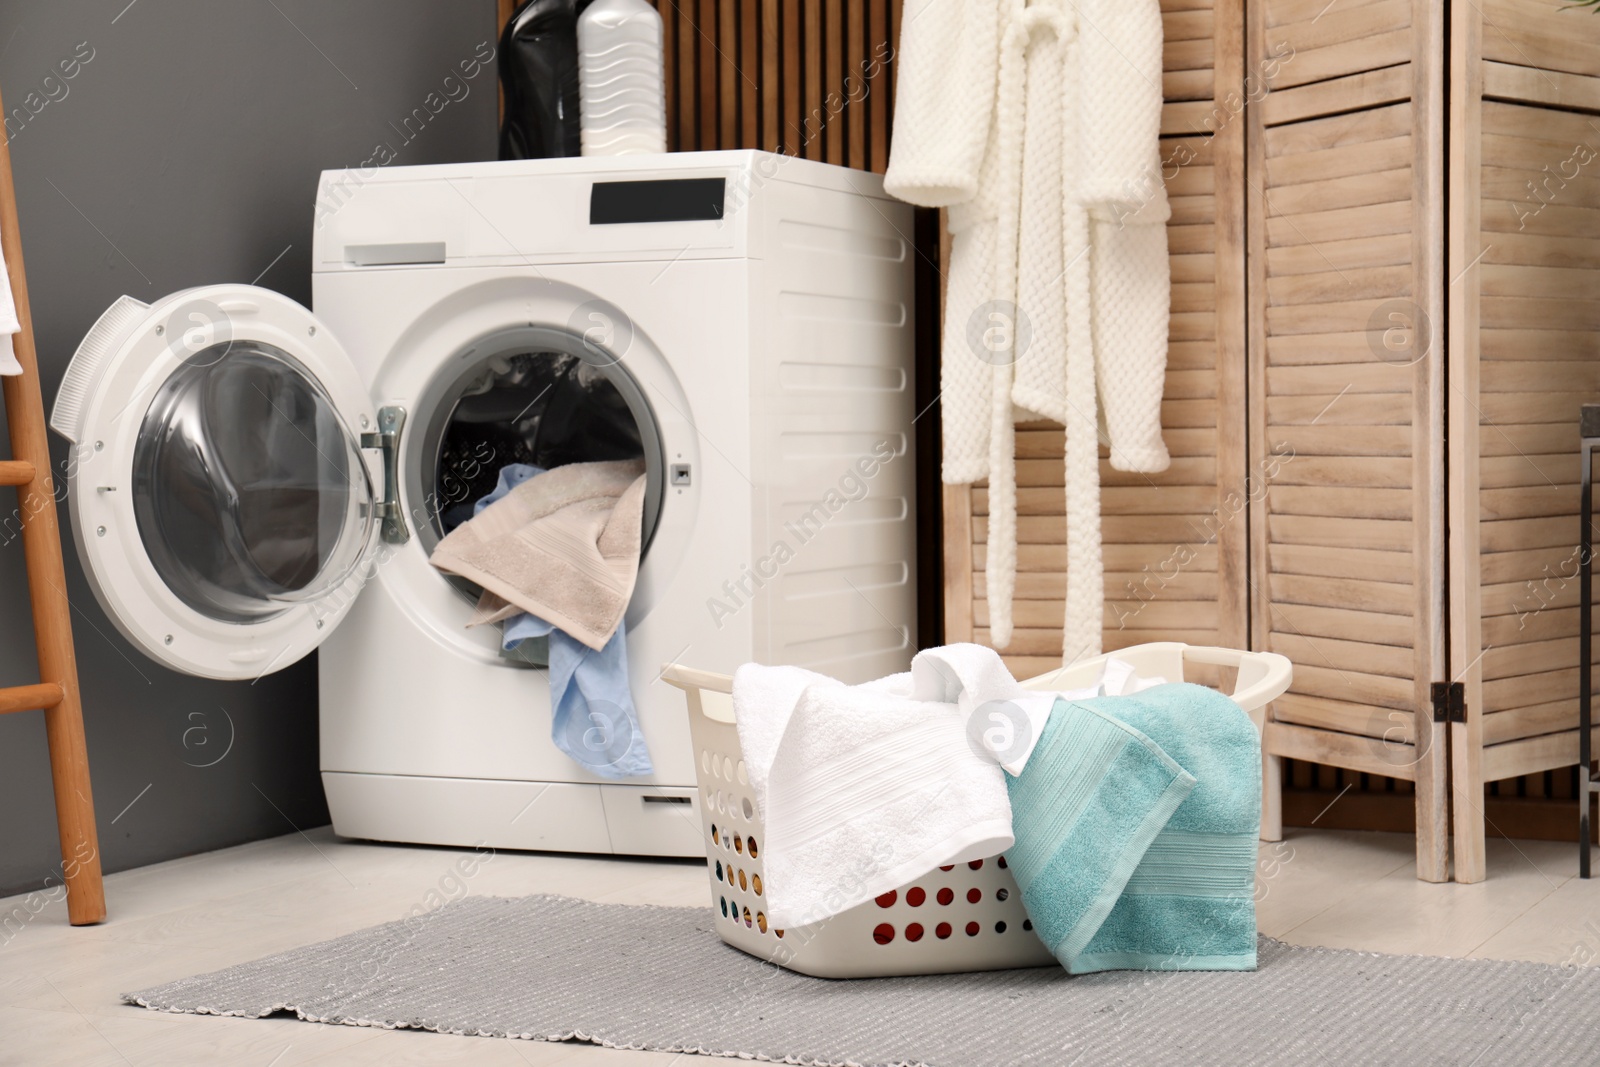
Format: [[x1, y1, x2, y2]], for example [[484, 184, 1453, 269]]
[[0, 0, 497, 898]]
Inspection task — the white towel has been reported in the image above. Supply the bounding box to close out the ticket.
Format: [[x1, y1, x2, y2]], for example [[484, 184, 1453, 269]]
[[910, 642, 1026, 711], [760, 681, 1013, 930], [731, 663, 838, 816], [912, 642, 1050, 776], [0, 231, 24, 376]]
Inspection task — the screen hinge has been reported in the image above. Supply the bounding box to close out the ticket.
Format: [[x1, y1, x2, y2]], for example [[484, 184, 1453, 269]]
[[1431, 681, 1466, 724], [360, 405, 409, 545]]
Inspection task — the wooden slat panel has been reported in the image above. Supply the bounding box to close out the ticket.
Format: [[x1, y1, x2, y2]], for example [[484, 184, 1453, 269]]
[[1265, 265, 1412, 307], [1265, 0, 1390, 28], [1482, 58, 1600, 113], [1262, 64, 1413, 126], [1268, 485, 1413, 520], [1269, 543, 1416, 583], [1266, 232, 1412, 276], [1267, 394, 1412, 424], [1292, 662, 1415, 709], [1482, 726, 1600, 783], [1272, 694, 1416, 745], [1480, 0, 1600, 81], [1267, 168, 1412, 217], [1265, 135, 1411, 187], [1267, 514, 1413, 551], [1269, 456, 1412, 489], [1266, 360, 1413, 393], [1484, 604, 1584, 647], [1273, 424, 1414, 456], [1265, 200, 1411, 247], [1267, 602, 1416, 646], [1270, 574, 1413, 615], [1482, 637, 1600, 683], [1265, 721, 1418, 780], [1263, 101, 1411, 156], [1480, 543, 1589, 584], [1268, 633, 1415, 679], [1482, 699, 1586, 746]]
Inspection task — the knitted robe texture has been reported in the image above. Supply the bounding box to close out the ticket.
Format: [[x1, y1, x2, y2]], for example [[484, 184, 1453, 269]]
[[885, 0, 1172, 659]]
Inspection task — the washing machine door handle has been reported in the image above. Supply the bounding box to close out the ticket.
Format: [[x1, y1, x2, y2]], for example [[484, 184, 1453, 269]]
[[358, 404, 409, 545]]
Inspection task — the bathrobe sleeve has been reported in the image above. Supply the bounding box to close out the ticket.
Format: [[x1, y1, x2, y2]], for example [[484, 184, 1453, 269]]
[[1075, 0, 1167, 217], [882, 0, 1001, 207], [1080, 0, 1172, 475]]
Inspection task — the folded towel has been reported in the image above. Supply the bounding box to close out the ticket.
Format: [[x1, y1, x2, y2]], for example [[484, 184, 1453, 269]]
[[1071, 683, 1261, 973], [761, 681, 1014, 930], [1006, 696, 1196, 971], [431, 459, 646, 651], [504, 613, 652, 779]]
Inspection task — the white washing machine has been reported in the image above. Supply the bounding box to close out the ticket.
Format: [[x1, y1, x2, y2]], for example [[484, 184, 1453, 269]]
[[49, 151, 917, 857]]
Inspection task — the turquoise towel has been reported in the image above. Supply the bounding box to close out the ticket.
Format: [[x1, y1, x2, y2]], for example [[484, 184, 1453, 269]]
[[1071, 683, 1261, 974], [1007, 683, 1261, 975], [1005, 698, 1197, 970]]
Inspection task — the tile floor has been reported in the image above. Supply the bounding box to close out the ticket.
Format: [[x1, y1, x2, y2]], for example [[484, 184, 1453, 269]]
[[1, 826, 1596, 1065]]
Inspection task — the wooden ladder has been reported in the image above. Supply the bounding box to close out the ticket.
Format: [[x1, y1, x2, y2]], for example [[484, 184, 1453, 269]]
[[0, 85, 105, 926]]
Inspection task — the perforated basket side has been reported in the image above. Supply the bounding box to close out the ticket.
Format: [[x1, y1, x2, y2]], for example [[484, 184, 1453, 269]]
[[681, 679, 1054, 979], [50, 295, 149, 443]]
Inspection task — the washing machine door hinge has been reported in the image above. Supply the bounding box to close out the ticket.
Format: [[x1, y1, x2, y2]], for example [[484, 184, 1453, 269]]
[[360, 405, 410, 545]]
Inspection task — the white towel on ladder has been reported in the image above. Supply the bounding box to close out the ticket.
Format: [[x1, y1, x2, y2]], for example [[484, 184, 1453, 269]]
[[0, 229, 24, 376]]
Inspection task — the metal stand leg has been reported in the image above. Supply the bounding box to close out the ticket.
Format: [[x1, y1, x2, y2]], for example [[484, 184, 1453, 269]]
[[1582, 426, 1596, 879]]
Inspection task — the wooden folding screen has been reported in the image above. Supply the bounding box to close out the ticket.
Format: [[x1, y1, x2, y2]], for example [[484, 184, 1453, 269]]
[[1245, 0, 1450, 880], [1448, 0, 1600, 883], [943, 0, 1251, 680]]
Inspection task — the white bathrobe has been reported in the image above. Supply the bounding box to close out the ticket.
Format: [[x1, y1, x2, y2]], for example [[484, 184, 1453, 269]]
[[886, 0, 1171, 661]]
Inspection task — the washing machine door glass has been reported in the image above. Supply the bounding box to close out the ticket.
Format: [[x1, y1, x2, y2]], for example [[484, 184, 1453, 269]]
[[132, 339, 373, 623], [52, 285, 380, 681]]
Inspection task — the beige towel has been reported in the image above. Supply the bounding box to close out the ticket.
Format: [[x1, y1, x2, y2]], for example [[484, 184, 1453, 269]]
[[429, 460, 647, 651]]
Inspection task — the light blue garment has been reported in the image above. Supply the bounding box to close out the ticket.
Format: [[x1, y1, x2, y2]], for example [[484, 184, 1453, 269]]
[[1007, 683, 1260, 974], [476, 465, 653, 780], [473, 464, 545, 518], [503, 614, 653, 779]]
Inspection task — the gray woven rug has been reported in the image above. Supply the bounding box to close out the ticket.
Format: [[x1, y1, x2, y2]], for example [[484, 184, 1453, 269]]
[[125, 894, 1600, 1066]]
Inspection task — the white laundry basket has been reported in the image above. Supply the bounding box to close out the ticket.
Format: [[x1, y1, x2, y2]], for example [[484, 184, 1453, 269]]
[[661, 642, 1292, 979]]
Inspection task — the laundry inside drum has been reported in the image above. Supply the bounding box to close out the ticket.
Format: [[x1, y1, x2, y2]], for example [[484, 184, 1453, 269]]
[[433, 351, 649, 535], [422, 343, 665, 668]]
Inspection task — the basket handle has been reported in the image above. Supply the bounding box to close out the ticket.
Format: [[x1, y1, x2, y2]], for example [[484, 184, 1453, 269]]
[[659, 662, 734, 694], [1180, 645, 1292, 713]]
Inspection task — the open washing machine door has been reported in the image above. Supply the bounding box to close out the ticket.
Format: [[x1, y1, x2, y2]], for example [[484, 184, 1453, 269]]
[[50, 284, 384, 681]]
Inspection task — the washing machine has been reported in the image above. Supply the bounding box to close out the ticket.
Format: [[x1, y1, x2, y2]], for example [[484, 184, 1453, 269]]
[[49, 151, 918, 857]]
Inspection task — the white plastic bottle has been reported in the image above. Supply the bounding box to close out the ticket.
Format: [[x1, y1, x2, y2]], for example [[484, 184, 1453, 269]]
[[577, 0, 668, 155]]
